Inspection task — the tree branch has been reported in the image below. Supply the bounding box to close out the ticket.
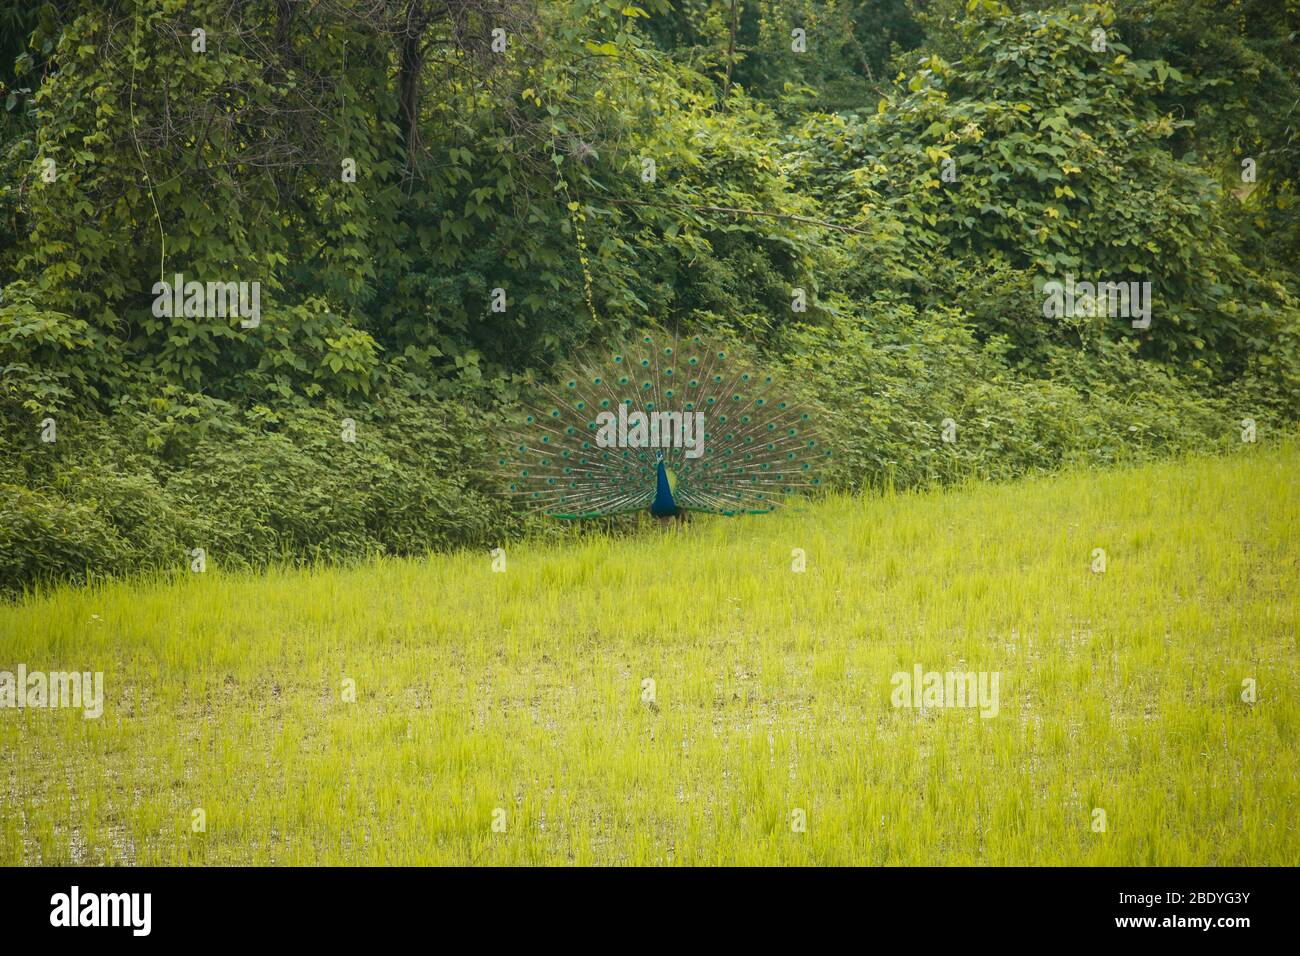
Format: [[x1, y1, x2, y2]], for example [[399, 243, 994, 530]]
[[721, 0, 739, 109]]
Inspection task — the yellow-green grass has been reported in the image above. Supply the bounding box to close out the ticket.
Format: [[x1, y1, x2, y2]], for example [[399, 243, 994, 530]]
[[2, 445, 1296, 865]]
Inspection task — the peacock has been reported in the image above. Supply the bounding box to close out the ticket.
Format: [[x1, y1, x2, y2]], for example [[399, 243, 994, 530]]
[[501, 332, 828, 519]]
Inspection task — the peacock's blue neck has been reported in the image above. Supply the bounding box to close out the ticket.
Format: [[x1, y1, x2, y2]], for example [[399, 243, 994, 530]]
[[650, 459, 678, 516]]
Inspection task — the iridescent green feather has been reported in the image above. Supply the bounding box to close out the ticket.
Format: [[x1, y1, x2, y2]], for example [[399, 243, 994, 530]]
[[502, 333, 828, 518]]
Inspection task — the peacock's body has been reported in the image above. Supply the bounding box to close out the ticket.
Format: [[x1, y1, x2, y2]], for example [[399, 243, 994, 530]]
[[502, 333, 827, 519]]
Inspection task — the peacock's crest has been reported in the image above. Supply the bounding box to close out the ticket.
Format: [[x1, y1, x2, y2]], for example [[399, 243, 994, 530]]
[[500, 332, 828, 518]]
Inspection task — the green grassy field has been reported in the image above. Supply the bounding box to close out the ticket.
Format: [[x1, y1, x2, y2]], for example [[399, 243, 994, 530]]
[[2, 445, 1296, 865]]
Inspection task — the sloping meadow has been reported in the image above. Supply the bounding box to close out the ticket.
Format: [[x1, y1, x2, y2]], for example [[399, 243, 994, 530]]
[[2, 445, 1294, 864]]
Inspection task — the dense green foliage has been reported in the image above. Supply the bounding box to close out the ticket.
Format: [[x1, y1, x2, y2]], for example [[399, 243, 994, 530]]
[[2, 0, 1297, 593]]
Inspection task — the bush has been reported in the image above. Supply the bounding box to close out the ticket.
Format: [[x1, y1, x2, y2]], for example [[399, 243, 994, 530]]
[[784, 301, 1264, 493], [0, 388, 510, 596]]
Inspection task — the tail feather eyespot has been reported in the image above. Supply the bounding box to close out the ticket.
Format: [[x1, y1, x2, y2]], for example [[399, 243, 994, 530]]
[[508, 333, 825, 517]]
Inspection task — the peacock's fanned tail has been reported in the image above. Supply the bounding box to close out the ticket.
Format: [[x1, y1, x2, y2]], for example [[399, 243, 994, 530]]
[[501, 333, 828, 518]]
